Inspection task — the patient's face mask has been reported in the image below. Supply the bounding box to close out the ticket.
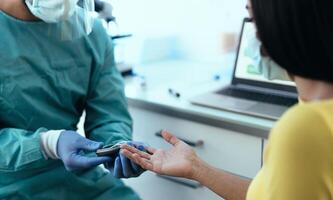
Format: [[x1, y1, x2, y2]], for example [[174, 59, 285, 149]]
[[25, 0, 79, 23]]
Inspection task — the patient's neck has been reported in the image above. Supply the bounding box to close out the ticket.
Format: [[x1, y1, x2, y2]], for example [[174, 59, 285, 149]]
[[295, 76, 333, 102], [0, 0, 39, 21]]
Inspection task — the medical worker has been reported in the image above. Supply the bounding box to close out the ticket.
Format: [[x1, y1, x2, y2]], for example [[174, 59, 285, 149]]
[[0, 0, 143, 199], [122, 0, 333, 199]]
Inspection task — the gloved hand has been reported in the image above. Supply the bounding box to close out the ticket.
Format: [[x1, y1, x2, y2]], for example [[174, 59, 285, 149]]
[[57, 131, 111, 171], [105, 141, 146, 178]]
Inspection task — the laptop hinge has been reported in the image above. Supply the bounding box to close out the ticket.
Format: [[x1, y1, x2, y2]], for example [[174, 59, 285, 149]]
[[234, 84, 298, 98]]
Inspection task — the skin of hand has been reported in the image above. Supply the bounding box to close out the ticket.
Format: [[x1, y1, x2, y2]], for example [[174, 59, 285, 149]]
[[120, 130, 201, 179], [121, 131, 252, 200]]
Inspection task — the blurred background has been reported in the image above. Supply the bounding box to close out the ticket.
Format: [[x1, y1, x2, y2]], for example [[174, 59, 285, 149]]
[[106, 0, 248, 68]]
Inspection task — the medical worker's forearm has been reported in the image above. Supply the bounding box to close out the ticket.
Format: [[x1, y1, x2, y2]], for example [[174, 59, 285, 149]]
[[84, 43, 133, 146], [0, 128, 49, 171], [192, 158, 251, 200]]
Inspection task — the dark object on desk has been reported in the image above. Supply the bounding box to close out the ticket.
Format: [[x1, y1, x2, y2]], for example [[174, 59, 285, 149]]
[[96, 144, 121, 157], [78, 0, 115, 22], [112, 34, 133, 40], [155, 130, 204, 147], [168, 88, 181, 98], [94, 0, 105, 13], [121, 69, 134, 77], [94, 0, 116, 22]]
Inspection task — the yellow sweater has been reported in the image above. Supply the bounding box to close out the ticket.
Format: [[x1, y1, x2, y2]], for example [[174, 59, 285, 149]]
[[247, 100, 333, 200]]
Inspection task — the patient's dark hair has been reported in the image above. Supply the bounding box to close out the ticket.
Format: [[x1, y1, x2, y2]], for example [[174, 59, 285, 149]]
[[251, 0, 333, 83]]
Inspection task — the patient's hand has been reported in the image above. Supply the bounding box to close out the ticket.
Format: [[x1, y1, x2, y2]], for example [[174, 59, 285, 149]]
[[120, 130, 199, 179]]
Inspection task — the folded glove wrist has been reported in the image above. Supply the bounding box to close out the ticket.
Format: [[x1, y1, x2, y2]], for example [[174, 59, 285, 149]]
[[56, 131, 111, 171], [40, 130, 64, 160]]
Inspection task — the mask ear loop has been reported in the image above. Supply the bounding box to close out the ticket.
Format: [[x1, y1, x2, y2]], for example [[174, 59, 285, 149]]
[[82, 0, 95, 35], [60, 0, 81, 41], [59, 0, 69, 41], [26, 0, 37, 7], [63, 0, 71, 20]]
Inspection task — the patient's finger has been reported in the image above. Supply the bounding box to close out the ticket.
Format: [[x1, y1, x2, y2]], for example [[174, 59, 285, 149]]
[[121, 149, 139, 160], [161, 130, 181, 146], [122, 149, 153, 170], [133, 154, 153, 170], [121, 149, 151, 164], [121, 143, 157, 155], [121, 144, 152, 159]]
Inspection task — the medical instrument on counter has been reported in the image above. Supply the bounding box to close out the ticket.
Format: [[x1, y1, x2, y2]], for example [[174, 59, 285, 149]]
[[112, 34, 135, 76], [94, 0, 115, 22], [168, 88, 181, 98], [112, 34, 133, 40], [85, 0, 135, 76], [96, 143, 121, 157], [94, 0, 135, 77]]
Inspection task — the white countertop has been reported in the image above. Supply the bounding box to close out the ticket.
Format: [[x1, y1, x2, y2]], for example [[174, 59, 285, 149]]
[[125, 59, 275, 139]]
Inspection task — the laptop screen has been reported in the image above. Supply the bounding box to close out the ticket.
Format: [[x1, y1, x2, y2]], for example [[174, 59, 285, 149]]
[[234, 20, 296, 87]]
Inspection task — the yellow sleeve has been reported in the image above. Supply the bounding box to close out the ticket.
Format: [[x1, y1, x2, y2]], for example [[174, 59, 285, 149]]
[[260, 105, 333, 200]]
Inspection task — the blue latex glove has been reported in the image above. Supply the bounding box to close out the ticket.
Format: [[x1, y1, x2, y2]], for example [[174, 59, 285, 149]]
[[57, 131, 112, 171], [105, 141, 145, 178]]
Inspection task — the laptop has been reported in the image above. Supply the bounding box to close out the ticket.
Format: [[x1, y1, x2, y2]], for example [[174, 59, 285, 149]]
[[191, 18, 298, 120]]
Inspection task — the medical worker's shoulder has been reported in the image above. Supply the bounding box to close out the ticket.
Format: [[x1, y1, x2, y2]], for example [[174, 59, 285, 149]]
[[72, 6, 109, 40], [87, 18, 113, 62], [78, 13, 111, 52], [91, 19, 110, 40]]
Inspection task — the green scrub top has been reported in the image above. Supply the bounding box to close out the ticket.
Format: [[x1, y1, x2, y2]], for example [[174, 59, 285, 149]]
[[0, 9, 139, 200]]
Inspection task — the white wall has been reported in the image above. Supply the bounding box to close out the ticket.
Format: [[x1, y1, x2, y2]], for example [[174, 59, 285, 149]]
[[108, 0, 248, 64]]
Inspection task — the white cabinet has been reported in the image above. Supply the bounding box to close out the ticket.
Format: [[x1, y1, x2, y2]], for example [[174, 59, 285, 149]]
[[263, 140, 268, 150], [124, 107, 262, 200], [261, 139, 269, 166], [125, 172, 222, 200]]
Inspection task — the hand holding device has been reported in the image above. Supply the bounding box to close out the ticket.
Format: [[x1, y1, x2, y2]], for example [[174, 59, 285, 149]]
[[96, 144, 121, 157], [57, 131, 111, 171]]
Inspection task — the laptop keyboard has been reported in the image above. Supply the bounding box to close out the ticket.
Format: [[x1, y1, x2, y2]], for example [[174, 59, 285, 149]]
[[216, 87, 298, 107]]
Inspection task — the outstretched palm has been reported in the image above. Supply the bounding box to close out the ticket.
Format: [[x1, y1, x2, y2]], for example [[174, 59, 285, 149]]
[[121, 131, 197, 179]]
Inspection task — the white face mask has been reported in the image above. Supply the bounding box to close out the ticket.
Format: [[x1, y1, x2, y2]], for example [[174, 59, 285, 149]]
[[25, 0, 79, 23]]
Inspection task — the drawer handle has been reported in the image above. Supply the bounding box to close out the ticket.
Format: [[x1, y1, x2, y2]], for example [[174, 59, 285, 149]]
[[155, 131, 204, 147], [157, 175, 202, 189]]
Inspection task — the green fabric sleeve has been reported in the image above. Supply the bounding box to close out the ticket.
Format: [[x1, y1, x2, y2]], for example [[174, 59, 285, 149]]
[[0, 128, 48, 172], [84, 38, 133, 146]]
